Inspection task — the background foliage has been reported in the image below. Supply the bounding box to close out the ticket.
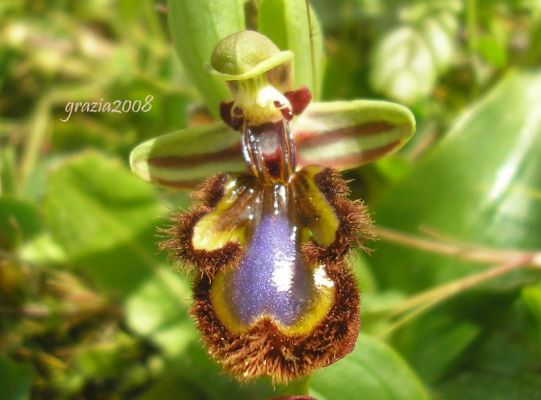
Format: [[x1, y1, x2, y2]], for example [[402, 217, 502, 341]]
[[1, 0, 541, 398]]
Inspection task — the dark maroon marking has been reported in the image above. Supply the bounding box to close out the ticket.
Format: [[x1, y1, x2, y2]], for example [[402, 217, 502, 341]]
[[281, 107, 293, 121], [148, 144, 242, 168], [284, 86, 312, 115], [246, 121, 287, 179], [220, 101, 243, 131], [220, 101, 234, 126], [152, 177, 207, 189], [294, 121, 398, 149], [274, 100, 293, 122], [264, 154, 282, 179], [297, 140, 401, 168]]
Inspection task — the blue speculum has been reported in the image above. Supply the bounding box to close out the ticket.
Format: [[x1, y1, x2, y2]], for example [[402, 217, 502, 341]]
[[228, 213, 308, 326]]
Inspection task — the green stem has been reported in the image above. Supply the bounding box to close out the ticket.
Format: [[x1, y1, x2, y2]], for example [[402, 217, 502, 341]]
[[145, 0, 165, 41], [19, 96, 51, 196], [466, 0, 481, 92], [379, 258, 532, 339], [305, 0, 318, 100], [278, 375, 311, 396]]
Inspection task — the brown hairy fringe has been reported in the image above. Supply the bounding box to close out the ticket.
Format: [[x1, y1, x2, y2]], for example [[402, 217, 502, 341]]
[[192, 260, 360, 384], [302, 168, 375, 264], [191, 173, 227, 207], [160, 175, 241, 279]]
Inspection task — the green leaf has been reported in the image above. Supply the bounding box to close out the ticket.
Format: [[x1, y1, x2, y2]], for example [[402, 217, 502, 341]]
[[372, 70, 541, 291], [436, 300, 541, 399], [0, 197, 41, 251], [521, 284, 541, 345], [258, 0, 324, 99], [371, 69, 541, 389], [130, 122, 247, 189], [74, 332, 140, 379], [393, 313, 481, 382], [158, 343, 275, 400], [137, 374, 202, 400], [0, 145, 17, 195], [293, 100, 415, 170], [370, 4, 461, 103], [0, 357, 33, 400], [167, 0, 245, 117], [126, 268, 194, 357], [310, 334, 429, 400], [438, 371, 541, 400], [45, 152, 166, 296]]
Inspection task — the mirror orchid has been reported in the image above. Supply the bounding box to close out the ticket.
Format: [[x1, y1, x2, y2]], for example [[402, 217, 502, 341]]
[[130, 30, 415, 383]]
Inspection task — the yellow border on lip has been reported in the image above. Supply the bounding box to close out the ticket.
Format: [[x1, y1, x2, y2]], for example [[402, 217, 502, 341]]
[[207, 50, 294, 81], [210, 263, 336, 336]]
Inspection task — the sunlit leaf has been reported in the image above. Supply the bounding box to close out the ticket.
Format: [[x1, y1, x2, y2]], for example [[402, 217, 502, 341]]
[[167, 0, 246, 117], [310, 334, 430, 400], [370, 3, 461, 103], [372, 69, 541, 290], [258, 0, 324, 99], [126, 268, 194, 357], [45, 152, 166, 296], [371, 69, 541, 388], [293, 100, 415, 170]]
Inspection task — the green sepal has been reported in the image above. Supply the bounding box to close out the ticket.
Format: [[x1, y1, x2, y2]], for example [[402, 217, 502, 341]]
[[130, 123, 246, 189]]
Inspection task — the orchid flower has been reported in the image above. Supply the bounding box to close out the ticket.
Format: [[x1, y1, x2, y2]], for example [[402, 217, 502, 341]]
[[130, 31, 415, 383]]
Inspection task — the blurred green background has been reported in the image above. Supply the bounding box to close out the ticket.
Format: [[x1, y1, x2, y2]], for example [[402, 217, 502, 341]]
[[1, 0, 541, 399]]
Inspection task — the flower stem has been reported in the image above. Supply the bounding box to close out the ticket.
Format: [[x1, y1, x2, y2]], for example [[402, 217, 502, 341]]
[[373, 225, 541, 338], [467, 0, 481, 92], [19, 96, 51, 196], [278, 375, 311, 397], [379, 258, 530, 339], [374, 226, 541, 268]]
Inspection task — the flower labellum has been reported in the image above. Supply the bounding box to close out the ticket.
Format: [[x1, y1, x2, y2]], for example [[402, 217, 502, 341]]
[[130, 30, 415, 383]]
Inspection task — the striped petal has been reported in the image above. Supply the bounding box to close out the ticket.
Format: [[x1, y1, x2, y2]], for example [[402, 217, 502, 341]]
[[292, 100, 415, 170], [130, 122, 246, 189]]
